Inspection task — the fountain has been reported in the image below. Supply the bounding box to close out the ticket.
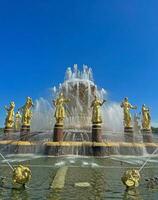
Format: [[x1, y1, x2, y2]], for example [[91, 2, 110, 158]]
[[0, 64, 157, 156], [1, 64, 158, 199]]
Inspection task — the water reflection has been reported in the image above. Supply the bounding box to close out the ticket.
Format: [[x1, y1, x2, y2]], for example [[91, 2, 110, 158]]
[[47, 189, 62, 200], [0, 157, 158, 199], [11, 188, 29, 200], [123, 188, 143, 200], [0, 187, 29, 200], [90, 169, 107, 199]]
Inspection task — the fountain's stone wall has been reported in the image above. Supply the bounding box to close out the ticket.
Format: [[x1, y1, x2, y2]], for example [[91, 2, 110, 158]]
[[1, 140, 157, 156]]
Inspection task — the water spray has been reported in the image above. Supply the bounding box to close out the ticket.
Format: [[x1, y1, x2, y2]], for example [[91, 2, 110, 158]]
[[121, 147, 158, 190], [138, 147, 158, 172], [0, 152, 14, 171]]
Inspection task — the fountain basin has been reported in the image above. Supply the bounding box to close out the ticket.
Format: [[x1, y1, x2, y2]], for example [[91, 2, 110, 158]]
[[0, 140, 157, 156]]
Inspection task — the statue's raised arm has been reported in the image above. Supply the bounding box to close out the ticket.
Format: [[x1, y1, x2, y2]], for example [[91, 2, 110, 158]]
[[4, 105, 9, 112], [130, 104, 137, 110], [101, 99, 106, 106]]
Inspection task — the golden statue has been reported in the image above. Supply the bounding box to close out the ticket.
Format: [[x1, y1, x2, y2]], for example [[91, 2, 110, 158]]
[[121, 169, 141, 189], [4, 101, 15, 128], [21, 97, 33, 127], [142, 104, 151, 130], [13, 165, 31, 186], [15, 111, 22, 131], [53, 93, 70, 124], [121, 97, 137, 128], [91, 95, 106, 124]]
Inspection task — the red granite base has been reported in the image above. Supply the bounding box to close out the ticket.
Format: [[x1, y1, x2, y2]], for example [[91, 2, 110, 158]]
[[20, 125, 30, 141], [53, 123, 64, 142], [141, 129, 152, 143], [92, 123, 102, 142], [124, 127, 134, 142]]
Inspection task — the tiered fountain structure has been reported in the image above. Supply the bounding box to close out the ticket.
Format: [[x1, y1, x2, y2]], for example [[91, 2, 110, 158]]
[[54, 65, 105, 130], [0, 64, 157, 156]]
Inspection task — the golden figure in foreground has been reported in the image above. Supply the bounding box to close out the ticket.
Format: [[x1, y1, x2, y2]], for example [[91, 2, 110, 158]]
[[53, 93, 70, 124], [15, 111, 22, 131], [4, 102, 15, 128], [121, 97, 137, 128], [91, 95, 106, 124], [142, 104, 151, 130], [121, 169, 141, 189], [21, 97, 33, 126], [13, 165, 31, 185]]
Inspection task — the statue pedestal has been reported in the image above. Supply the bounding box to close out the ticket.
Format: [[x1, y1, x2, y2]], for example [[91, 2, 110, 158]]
[[92, 123, 102, 142], [4, 127, 14, 139], [4, 127, 14, 134], [141, 129, 152, 143], [124, 127, 134, 142], [20, 125, 30, 141], [53, 123, 64, 142]]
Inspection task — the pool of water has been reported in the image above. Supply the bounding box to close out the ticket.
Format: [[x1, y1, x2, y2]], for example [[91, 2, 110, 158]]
[[1, 154, 158, 199]]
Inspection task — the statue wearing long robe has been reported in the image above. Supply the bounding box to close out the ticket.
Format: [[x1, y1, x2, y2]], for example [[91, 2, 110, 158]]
[[53, 93, 70, 124], [21, 97, 33, 127], [91, 96, 106, 124], [5, 102, 15, 128], [142, 104, 151, 130], [121, 97, 137, 128]]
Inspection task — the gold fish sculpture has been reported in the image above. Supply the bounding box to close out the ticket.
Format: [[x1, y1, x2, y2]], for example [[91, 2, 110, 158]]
[[12, 165, 31, 185], [121, 169, 141, 189]]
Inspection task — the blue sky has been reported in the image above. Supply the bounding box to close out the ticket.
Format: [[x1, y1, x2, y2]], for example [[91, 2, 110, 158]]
[[0, 0, 158, 126]]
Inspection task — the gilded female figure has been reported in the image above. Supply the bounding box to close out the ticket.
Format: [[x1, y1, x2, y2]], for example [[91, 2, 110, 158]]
[[142, 104, 151, 130], [21, 97, 33, 126], [121, 97, 137, 128], [5, 101, 15, 128], [91, 95, 106, 124], [53, 93, 70, 124]]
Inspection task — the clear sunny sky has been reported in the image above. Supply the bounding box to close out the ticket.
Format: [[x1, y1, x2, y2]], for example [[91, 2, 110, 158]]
[[0, 0, 158, 126]]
